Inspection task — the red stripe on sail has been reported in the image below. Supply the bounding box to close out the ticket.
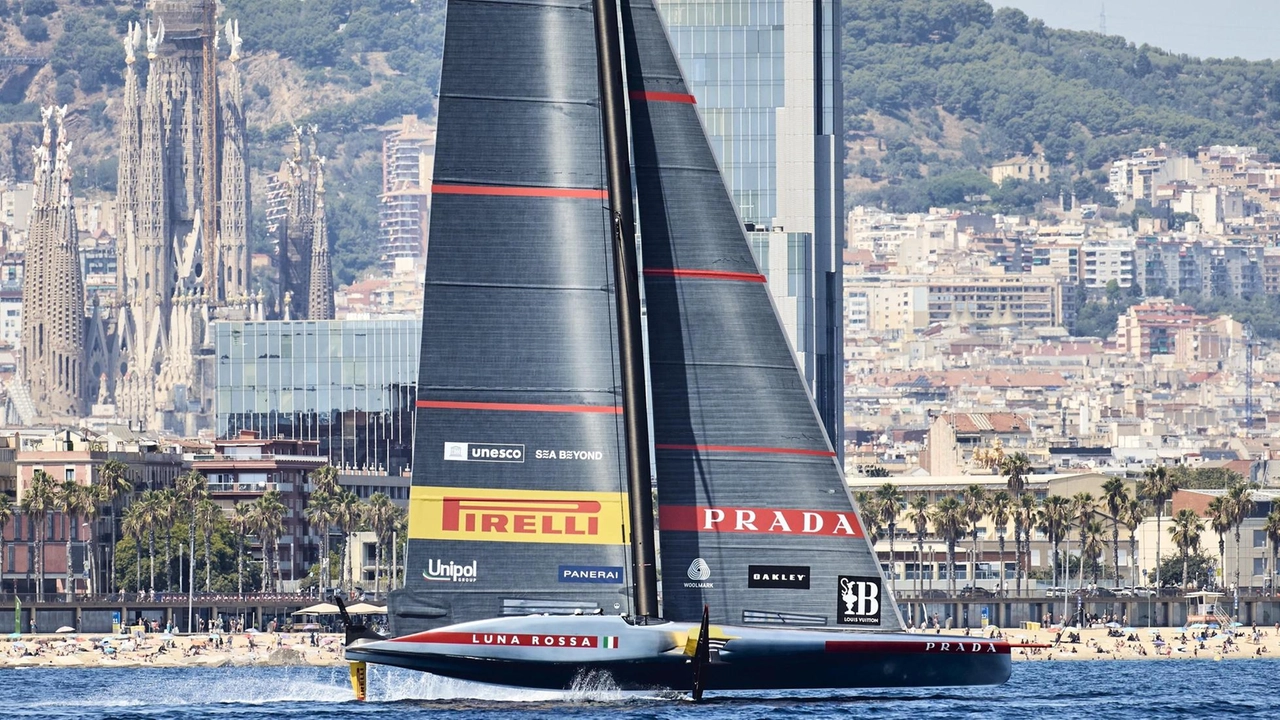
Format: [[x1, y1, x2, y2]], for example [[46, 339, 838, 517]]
[[825, 640, 1010, 656], [655, 443, 835, 458], [659, 505, 864, 537], [629, 90, 697, 104], [432, 184, 608, 200], [416, 400, 622, 414], [643, 268, 767, 283]]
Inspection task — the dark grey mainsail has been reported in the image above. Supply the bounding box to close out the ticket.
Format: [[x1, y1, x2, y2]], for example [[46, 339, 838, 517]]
[[388, 0, 634, 635], [621, 0, 903, 631]]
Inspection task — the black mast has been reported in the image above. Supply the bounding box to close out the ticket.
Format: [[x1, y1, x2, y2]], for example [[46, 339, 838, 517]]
[[592, 0, 659, 619]]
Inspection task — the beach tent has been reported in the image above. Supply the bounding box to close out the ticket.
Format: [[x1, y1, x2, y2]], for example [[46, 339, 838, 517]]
[[292, 603, 340, 615]]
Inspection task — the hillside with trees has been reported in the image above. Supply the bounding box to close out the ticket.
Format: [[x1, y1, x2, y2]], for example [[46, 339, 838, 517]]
[[842, 0, 1280, 213], [7, 0, 1280, 274]]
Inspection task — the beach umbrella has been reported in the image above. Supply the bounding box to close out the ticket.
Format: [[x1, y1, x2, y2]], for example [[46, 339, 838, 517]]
[[7, 632, 20, 639], [55, 626, 75, 633], [246, 628, 261, 634], [12, 641, 25, 649], [1188, 623, 1208, 629], [1153, 639, 1166, 646], [1105, 621, 1121, 628], [1230, 622, 1243, 627], [292, 603, 340, 615], [298, 623, 322, 631]]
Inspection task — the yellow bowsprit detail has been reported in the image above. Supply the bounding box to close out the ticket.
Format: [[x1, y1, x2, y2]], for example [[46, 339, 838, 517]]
[[349, 661, 368, 701], [408, 486, 628, 545]]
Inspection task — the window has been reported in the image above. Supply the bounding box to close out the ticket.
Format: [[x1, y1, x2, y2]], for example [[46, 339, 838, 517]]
[[1254, 530, 1267, 548], [65, 468, 75, 482]]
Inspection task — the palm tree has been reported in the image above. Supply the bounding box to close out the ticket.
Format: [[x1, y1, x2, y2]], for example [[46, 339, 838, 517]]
[[137, 490, 162, 592], [1102, 477, 1129, 587], [1207, 496, 1232, 590], [230, 502, 254, 598], [1265, 508, 1280, 595], [0, 499, 13, 593], [1082, 519, 1107, 585], [1224, 481, 1256, 589], [874, 483, 904, 592], [21, 470, 57, 601], [156, 488, 179, 591], [907, 495, 930, 594], [195, 498, 221, 592], [97, 459, 133, 593], [306, 491, 338, 594], [55, 480, 93, 599], [79, 483, 107, 596], [120, 502, 145, 593], [1072, 492, 1096, 590], [1015, 493, 1037, 595], [999, 452, 1033, 497], [251, 491, 287, 592], [961, 484, 986, 595], [334, 491, 364, 593], [1039, 495, 1072, 587], [929, 497, 965, 595], [310, 465, 340, 497], [854, 491, 882, 543], [1120, 498, 1144, 588], [988, 491, 1012, 596], [175, 470, 207, 606], [1169, 509, 1203, 590], [1141, 465, 1177, 592], [366, 493, 398, 594]]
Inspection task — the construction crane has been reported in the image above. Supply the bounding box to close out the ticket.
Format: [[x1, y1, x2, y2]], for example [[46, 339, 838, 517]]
[[201, 0, 219, 301]]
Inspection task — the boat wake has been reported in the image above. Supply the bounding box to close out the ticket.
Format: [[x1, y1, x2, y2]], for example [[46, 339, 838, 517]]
[[366, 665, 666, 704]]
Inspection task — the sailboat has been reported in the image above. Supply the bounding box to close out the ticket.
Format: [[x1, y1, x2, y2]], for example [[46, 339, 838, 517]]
[[343, 0, 1012, 696]]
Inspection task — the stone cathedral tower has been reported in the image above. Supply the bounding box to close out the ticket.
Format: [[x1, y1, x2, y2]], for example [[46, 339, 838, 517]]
[[276, 126, 335, 321], [112, 3, 260, 432], [19, 107, 89, 420]]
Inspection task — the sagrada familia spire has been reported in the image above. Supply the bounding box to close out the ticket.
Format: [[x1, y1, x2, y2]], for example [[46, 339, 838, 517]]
[[111, 3, 262, 432], [19, 107, 89, 420], [17, 1, 336, 429], [276, 126, 335, 321]]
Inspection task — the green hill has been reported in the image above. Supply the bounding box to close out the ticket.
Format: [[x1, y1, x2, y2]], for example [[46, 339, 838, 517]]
[[842, 0, 1280, 212], [6, 0, 1280, 266]]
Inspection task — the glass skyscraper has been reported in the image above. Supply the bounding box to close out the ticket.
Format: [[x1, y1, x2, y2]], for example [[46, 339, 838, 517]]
[[214, 319, 421, 474], [657, 0, 844, 448]]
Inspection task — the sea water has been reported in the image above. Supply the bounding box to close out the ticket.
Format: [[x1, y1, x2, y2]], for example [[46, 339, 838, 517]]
[[1, 661, 1276, 719]]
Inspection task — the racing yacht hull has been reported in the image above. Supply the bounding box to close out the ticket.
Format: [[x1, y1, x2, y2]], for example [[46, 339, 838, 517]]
[[345, 615, 1012, 691]]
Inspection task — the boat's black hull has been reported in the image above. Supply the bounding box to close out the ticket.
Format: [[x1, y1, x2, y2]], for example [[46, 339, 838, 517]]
[[346, 642, 1011, 691]]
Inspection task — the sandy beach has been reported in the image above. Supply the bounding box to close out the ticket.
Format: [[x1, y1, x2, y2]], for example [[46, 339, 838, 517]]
[[5, 624, 1278, 669], [0, 631, 347, 669], [994, 623, 1280, 661]]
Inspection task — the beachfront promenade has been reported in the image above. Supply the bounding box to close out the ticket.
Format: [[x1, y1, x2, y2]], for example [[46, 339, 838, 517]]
[[0, 593, 346, 635]]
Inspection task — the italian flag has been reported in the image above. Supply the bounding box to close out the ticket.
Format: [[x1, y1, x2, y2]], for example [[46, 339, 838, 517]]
[[601, 636, 619, 649]]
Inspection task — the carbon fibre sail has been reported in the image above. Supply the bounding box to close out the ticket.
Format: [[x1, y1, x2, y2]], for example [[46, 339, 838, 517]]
[[388, 0, 634, 635], [622, 0, 903, 631]]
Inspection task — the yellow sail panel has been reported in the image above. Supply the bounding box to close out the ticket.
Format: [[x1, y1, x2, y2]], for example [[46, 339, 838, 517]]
[[409, 486, 628, 544]]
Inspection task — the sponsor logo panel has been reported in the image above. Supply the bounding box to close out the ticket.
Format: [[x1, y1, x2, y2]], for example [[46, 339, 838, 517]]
[[747, 564, 811, 589], [444, 442, 525, 463], [558, 565, 624, 583], [837, 575, 882, 626], [660, 505, 864, 537], [825, 639, 1004, 654], [409, 486, 628, 544], [533, 449, 605, 461], [421, 559, 478, 583], [684, 557, 714, 589]]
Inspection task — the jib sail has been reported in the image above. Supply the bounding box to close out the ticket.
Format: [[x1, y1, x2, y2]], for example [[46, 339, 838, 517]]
[[621, 0, 903, 631]]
